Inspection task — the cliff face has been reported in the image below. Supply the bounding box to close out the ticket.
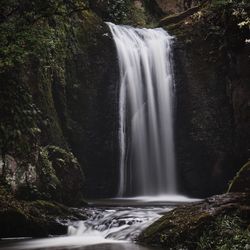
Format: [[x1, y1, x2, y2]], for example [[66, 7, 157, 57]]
[[174, 45, 233, 197], [0, 0, 166, 201], [0, 0, 249, 202], [63, 19, 119, 198], [169, 3, 250, 197], [0, 1, 121, 201]]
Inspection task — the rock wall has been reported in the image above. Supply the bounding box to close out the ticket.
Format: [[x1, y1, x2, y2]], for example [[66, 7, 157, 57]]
[[174, 42, 235, 197], [170, 4, 250, 197], [0, 2, 121, 201], [63, 21, 120, 198]]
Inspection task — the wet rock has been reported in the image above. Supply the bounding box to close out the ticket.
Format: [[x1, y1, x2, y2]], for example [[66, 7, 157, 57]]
[[169, 4, 250, 197], [118, 220, 126, 226]]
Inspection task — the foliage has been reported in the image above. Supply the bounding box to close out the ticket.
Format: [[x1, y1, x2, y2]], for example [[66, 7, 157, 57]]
[[105, 0, 129, 22], [210, 0, 250, 43], [0, 0, 87, 72], [197, 214, 250, 250], [89, 0, 130, 23], [182, 0, 250, 64]]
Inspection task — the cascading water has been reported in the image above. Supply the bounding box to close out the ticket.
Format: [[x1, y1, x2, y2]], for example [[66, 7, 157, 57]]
[[3, 206, 172, 250], [107, 23, 177, 197]]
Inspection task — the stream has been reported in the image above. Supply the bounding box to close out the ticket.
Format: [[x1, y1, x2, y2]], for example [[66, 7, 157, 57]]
[[0, 196, 198, 250]]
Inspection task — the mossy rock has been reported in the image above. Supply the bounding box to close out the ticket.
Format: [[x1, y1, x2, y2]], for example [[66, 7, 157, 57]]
[[0, 186, 87, 238], [138, 192, 250, 249], [0, 187, 64, 237], [46, 145, 85, 206], [228, 161, 250, 193], [36, 147, 62, 201], [34, 146, 85, 206]]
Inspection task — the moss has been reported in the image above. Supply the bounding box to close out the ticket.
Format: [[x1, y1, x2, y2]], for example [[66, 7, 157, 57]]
[[37, 147, 61, 200], [30, 200, 66, 216], [140, 205, 213, 249], [46, 145, 80, 169], [45, 145, 85, 206]]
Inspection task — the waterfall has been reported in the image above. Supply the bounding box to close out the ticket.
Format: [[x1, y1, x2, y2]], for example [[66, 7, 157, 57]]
[[107, 23, 177, 197]]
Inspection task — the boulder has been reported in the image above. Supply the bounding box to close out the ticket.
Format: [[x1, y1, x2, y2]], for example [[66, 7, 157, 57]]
[[138, 192, 250, 249], [0, 187, 86, 238]]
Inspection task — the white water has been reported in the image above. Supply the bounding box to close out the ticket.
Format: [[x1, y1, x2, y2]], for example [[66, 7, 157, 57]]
[[2, 205, 171, 250], [107, 23, 177, 197], [68, 206, 169, 241]]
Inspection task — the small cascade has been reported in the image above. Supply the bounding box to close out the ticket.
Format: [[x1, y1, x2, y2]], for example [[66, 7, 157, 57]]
[[67, 206, 169, 241], [107, 23, 177, 196]]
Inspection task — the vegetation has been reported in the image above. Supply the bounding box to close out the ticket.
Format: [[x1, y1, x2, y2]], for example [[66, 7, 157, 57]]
[[101, 0, 130, 22], [0, 0, 87, 72], [197, 214, 250, 250], [164, 0, 249, 44]]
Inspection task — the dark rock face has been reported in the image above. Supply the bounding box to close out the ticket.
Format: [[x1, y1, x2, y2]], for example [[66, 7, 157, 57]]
[[228, 161, 250, 193], [62, 23, 120, 198], [173, 42, 236, 197], [37, 15, 120, 198], [230, 47, 250, 165], [170, 6, 250, 197], [139, 192, 250, 249]]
